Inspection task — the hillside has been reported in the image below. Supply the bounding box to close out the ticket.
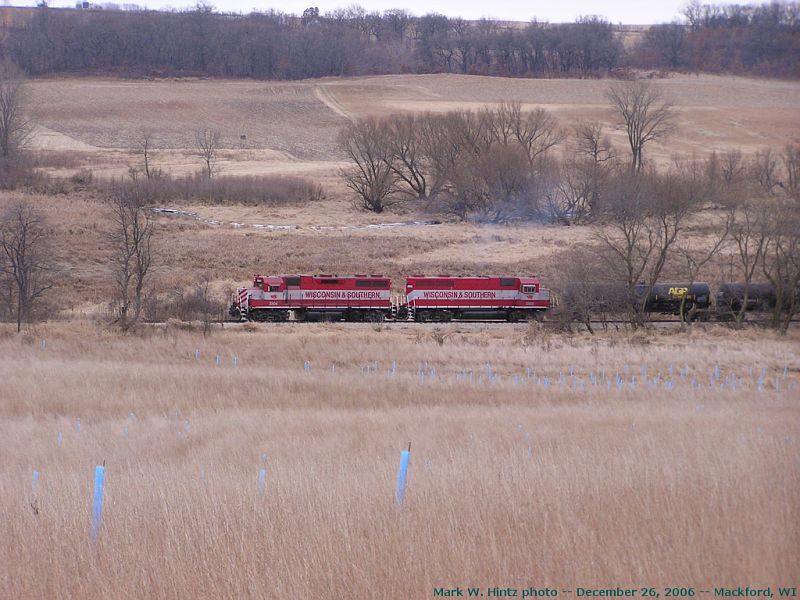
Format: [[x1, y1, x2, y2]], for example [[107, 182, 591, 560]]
[[28, 74, 800, 181]]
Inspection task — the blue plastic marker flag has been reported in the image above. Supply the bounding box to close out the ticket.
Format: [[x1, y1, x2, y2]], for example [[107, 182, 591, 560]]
[[784, 366, 788, 380], [395, 446, 411, 508], [76, 418, 81, 433], [257, 468, 267, 496], [90, 465, 105, 543], [32, 470, 40, 495], [57, 432, 63, 448]]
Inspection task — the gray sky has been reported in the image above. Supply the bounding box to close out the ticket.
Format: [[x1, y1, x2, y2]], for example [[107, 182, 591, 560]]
[[17, 0, 775, 24]]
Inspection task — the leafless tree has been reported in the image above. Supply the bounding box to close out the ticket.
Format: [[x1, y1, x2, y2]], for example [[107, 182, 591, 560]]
[[751, 148, 781, 196], [594, 164, 704, 324], [543, 158, 606, 225], [573, 120, 615, 165], [136, 130, 162, 179], [676, 210, 731, 325], [726, 197, 770, 326], [606, 81, 676, 172], [761, 200, 800, 332], [506, 103, 562, 166], [338, 118, 398, 213], [385, 114, 440, 200], [780, 142, 800, 202], [0, 203, 53, 332], [0, 59, 32, 165], [195, 129, 220, 178], [109, 182, 155, 331]]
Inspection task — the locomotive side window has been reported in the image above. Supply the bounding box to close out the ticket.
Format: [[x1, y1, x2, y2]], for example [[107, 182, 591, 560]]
[[522, 285, 536, 293], [268, 285, 279, 292]]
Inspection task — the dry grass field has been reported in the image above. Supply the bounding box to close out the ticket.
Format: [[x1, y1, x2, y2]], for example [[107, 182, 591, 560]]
[[1, 323, 798, 598], [1, 73, 799, 598], [27, 74, 800, 180]]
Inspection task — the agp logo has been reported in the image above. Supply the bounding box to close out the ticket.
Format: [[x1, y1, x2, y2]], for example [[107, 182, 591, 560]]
[[669, 287, 689, 298]]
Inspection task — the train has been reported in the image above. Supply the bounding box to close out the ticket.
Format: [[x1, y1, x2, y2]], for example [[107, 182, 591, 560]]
[[230, 274, 551, 322], [230, 273, 796, 323]]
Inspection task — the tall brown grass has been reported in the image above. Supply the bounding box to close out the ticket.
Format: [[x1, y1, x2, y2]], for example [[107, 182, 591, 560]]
[[0, 323, 797, 598]]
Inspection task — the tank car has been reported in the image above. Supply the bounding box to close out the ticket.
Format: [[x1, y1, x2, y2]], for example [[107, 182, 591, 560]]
[[713, 282, 800, 320], [559, 281, 711, 321], [639, 282, 712, 317]]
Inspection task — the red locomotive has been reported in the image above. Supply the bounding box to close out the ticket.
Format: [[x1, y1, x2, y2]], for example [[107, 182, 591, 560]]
[[231, 274, 552, 322], [403, 275, 551, 321], [233, 274, 391, 322]]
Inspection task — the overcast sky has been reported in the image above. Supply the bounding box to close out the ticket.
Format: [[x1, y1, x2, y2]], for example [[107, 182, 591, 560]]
[[15, 0, 777, 24]]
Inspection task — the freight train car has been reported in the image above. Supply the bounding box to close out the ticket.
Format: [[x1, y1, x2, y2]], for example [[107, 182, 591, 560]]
[[402, 275, 552, 321], [231, 274, 392, 322], [715, 282, 800, 320], [643, 282, 712, 316], [560, 282, 712, 322]]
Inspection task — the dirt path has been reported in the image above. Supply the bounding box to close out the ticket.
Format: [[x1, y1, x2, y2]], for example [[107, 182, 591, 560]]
[[315, 84, 353, 120]]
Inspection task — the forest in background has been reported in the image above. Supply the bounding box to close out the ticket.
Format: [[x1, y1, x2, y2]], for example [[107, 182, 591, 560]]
[[1, 1, 798, 80]]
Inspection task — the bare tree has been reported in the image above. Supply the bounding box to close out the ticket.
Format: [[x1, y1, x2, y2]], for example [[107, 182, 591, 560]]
[[195, 129, 220, 178], [137, 130, 162, 179], [780, 142, 800, 202], [761, 200, 800, 333], [0, 203, 53, 332], [385, 114, 439, 200], [574, 120, 615, 165], [338, 118, 397, 213], [109, 182, 155, 331], [751, 148, 781, 196], [594, 165, 703, 324], [543, 158, 606, 225], [676, 210, 731, 325], [507, 104, 562, 166], [727, 197, 770, 326], [606, 81, 676, 172], [0, 59, 32, 165]]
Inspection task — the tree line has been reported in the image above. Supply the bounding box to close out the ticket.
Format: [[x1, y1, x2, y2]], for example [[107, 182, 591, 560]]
[[2, 2, 798, 80]]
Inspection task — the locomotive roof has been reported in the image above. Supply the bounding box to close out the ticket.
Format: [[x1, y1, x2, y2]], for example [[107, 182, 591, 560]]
[[407, 275, 539, 281]]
